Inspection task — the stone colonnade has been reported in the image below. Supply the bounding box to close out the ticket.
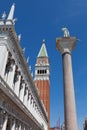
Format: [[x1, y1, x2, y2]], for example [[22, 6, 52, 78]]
[[0, 108, 33, 130], [3, 52, 38, 114], [0, 44, 43, 126]]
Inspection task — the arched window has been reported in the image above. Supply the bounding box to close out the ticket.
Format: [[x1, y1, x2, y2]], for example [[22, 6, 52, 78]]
[[37, 70, 39, 74], [45, 70, 47, 74]]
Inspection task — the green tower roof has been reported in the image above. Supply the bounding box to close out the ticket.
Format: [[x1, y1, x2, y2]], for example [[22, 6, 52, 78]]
[[38, 41, 48, 57]]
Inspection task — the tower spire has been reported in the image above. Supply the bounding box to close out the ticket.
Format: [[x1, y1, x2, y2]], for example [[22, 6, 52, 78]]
[[7, 3, 15, 20], [37, 40, 48, 57]]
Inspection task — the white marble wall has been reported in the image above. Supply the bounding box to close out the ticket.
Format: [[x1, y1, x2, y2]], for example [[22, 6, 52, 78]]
[[0, 35, 47, 130]]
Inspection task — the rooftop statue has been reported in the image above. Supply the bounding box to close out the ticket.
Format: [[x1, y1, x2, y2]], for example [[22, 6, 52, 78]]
[[2, 12, 6, 20], [62, 27, 70, 37]]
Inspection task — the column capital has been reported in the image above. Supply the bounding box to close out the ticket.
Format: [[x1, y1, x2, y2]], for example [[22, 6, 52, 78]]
[[56, 37, 76, 54]]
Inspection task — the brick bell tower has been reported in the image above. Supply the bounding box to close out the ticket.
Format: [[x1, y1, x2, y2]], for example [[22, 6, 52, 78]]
[[34, 40, 50, 130]]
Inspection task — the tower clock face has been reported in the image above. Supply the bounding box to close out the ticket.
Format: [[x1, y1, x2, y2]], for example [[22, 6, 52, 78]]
[[40, 60, 44, 65]]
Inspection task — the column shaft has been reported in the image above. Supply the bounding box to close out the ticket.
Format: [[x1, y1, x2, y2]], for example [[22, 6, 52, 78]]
[[11, 118, 16, 130], [0, 45, 8, 78], [27, 94, 32, 111], [19, 83, 25, 102], [19, 123, 22, 130], [7, 64, 16, 89], [23, 88, 28, 106], [0, 111, 3, 129], [14, 75, 21, 96], [2, 114, 8, 130], [62, 53, 77, 130]]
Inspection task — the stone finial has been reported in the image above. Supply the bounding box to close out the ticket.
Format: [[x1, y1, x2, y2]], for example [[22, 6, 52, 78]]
[[31, 72, 33, 77], [27, 56, 29, 63], [13, 18, 17, 25], [2, 11, 6, 20], [22, 48, 26, 53], [18, 34, 21, 41], [62, 27, 70, 37], [7, 3, 15, 20], [29, 66, 31, 71]]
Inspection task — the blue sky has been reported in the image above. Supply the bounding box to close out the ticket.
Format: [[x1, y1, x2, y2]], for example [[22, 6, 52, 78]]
[[0, 0, 87, 130]]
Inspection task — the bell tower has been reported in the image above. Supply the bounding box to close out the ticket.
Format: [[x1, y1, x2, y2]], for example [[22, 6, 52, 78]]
[[34, 40, 50, 130]]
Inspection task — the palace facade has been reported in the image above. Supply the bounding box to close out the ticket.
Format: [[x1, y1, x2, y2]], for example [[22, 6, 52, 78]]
[[0, 4, 49, 130]]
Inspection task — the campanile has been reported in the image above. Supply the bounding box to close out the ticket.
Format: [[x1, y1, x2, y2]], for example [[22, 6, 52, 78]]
[[34, 40, 50, 130]]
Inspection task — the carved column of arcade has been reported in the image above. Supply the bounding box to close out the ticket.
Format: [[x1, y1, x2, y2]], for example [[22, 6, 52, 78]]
[[4, 52, 12, 81], [21, 124, 24, 130], [19, 123, 22, 130], [22, 124, 25, 130], [10, 118, 16, 130], [35, 104, 38, 118], [35, 103, 38, 120], [31, 97, 34, 114], [15, 119, 19, 130], [0, 44, 8, 78], [1, 111, 8, 130], [6, 58, 16, 89], [33, 102, 36, 117], [23, 125, 25, 130], [14, 67, 21, 96], [27, 93, 32, 111], [36, 106, 40, 123], [19, 78, 26, 102], [23, 86, 28, 106], [0, 108, 4, 129]]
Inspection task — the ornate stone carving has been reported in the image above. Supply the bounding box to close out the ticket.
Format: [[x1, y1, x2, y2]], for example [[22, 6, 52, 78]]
[[5, 58, 15, 73], [14, 68, 21, 83]]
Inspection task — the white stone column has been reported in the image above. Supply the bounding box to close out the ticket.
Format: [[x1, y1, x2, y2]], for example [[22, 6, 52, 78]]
[[11, 118, 16, 130], [19, 123, 21, 130], [33, 102, 37, 120], [56, 37, 78, 130], [62, 52, 78, 130], [27, 94, 32, 111], [24, 125, 26, 130], [0, 109, 4, 129], [0, 44, 8, 78], [21, 124, 24, 130], [7, 60, 16, 89], [14, 72, 21, 96], [31, 98, 34, 114], [19, 81, 25, 102], [23, 87, 28, 106], [2, 113, 8, 130]]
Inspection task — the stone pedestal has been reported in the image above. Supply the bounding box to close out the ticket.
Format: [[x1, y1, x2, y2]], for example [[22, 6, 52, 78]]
[[56, 37, 78, 130]]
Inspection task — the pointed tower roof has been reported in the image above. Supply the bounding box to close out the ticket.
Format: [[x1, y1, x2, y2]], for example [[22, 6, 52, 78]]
[[38, 40, 48, 57]]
